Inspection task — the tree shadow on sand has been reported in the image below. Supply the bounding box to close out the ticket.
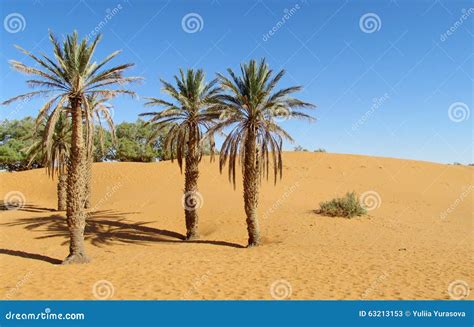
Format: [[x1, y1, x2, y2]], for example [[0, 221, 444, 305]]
[[2, 209, 244, 249], [0, 201, 57, 213], [0, 249, 62, 264]]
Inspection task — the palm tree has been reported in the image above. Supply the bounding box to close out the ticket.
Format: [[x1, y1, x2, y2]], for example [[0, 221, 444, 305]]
[[82, 95, 116, 209], [2, 31, 139, 264], [210, 59, 315, 247], [26, 112, 71, 211], [140, 69, 221, 240]]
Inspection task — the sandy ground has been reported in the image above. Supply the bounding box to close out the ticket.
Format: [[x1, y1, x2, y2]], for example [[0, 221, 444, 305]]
[[0, 152, 472, 300]]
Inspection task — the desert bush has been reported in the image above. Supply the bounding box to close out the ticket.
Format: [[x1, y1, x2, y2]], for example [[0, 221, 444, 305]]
[[294, 145, 308, 152], [316, 192, 367, 218]]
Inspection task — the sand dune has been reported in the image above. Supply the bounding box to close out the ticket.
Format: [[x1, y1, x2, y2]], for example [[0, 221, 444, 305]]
[[0, 152, 472, 300]]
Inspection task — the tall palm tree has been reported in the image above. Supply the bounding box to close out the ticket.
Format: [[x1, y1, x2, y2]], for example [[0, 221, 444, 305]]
[[210, 59, 315, 247], [2, 31, 139, 264], [140, 69, 221, 240], [82, 95, 116, 209], [26, 112, 71, 211]]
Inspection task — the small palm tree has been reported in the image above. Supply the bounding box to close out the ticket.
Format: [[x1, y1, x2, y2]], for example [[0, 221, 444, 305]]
[[26, 112, 71, 211], [82, 95, 116, 209], [210, 59, 315, 247], [140, 69, 221, 240], [2, 31, 140, 264]]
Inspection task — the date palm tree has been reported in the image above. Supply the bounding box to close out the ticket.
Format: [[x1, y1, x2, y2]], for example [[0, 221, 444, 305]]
[[140, 69, 220, 240], [2, 31, 140, 264], [210, 59, 315, 247], [26, 111, 71, 211]]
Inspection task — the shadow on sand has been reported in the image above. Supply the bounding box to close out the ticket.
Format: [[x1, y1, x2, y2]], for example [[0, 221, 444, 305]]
[[1, 209, 243, 264], [0, 201, 57, 213], [0, 249, 62, 264]]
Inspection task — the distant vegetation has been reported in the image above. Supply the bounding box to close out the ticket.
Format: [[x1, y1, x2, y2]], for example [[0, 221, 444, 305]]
[[294, 145, 308, 152], [293, 146, 327, 152], [450, 162, 473, 166], [316, 192, 367, 218], [0, 117, 166, 171], [0, 117, 41, 171]]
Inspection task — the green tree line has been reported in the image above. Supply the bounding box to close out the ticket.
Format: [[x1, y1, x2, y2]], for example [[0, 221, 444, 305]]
[[0, 118, 165, 171]]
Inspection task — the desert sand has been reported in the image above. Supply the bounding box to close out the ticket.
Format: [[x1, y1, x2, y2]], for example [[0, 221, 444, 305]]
[[0, 152, 472, 300]]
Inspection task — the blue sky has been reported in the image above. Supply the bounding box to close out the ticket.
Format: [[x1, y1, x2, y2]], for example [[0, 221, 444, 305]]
[[0, 0, 472, 164]]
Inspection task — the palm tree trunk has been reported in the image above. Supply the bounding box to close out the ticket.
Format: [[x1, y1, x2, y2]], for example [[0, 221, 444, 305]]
[[184, 129, 200, 240], [84, 150, 93, 209], [57, 168, 67, 211], [63, 97, 90, 264], [243, 128, 261, 247]]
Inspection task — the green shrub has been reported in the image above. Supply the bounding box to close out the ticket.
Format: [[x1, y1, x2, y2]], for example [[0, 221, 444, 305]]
[[316, 192, 367, 218]]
